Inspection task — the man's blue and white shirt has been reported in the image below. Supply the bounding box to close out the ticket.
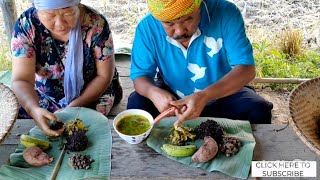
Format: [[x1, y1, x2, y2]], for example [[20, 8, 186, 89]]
[[130, 0, 254, 99]]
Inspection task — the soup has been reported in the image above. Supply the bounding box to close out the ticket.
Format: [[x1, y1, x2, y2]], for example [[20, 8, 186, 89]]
[[116, 114, 151, 135]]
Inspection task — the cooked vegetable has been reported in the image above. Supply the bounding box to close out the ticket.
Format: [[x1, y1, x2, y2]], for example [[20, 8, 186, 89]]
[[168, 125, 197, 145], [64, 118, 87, 136], [161, 144, 197, 157], [20, 134, 51, 150], [23, 146, 53, 167], [192, 136, 218, 163]]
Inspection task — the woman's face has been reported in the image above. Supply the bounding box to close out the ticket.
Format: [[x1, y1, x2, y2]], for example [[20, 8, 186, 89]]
[[37, 6, 80, 38]]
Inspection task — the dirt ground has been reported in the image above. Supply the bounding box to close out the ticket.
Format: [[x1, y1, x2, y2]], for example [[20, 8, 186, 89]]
[[255, 88, 291, 124]]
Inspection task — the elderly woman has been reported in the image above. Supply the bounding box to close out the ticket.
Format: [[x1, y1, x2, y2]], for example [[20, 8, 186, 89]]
[[11, 0, 122, 136]]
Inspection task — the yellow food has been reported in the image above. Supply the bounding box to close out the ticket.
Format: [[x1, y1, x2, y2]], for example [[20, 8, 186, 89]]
[[20, 134, 51, 150], [116, 115, 151, 135], [64, 118, 88, 136], [168, 125, 197, 145]]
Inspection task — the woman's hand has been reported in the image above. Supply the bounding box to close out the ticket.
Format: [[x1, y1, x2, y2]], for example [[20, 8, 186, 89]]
[[12, 56, 63, 136], [30, 107, 64, 137]]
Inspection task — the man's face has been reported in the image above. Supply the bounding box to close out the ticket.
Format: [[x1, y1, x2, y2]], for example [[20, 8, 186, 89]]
[[161, 8, 201, 47], [37, 6, 80, 38]]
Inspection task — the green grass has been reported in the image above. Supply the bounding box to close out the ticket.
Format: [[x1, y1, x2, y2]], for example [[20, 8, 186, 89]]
[[0, 39, 11, 71], [253, 40, 320, 79], [248, 27, 320, 90], [252, 37, 320, 89]]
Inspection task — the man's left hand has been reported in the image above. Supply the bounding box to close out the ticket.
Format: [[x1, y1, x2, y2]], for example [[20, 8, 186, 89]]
[[170, 92, 208, 126]]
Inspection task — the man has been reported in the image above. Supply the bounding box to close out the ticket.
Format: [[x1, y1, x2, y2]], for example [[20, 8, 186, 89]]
[[127, 0, 273, 125]]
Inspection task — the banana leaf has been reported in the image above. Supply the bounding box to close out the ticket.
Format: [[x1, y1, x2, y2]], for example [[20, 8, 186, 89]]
[[0, 70, 12, 88], [0, 107, 112, 180], [146, 117, 255, 179]]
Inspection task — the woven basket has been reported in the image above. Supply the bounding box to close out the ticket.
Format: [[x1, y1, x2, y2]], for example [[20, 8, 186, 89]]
[[0, 83, 19, 144], [289, 77, 320, 156]]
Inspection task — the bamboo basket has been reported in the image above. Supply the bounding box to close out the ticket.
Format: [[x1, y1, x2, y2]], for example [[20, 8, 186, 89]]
[[289, 77, 320, 156], [0, 83, 19, 144]]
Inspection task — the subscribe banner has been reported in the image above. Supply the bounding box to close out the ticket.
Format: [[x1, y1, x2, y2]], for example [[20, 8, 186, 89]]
[[252, 161, 317, 177]]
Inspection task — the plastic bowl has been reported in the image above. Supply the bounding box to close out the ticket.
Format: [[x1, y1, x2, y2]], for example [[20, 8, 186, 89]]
[[113, 109, 154, 144]]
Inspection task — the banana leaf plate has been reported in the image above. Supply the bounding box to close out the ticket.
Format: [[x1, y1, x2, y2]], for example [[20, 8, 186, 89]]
[[147, 117, 256, 179], [0, 107, 112, 180]]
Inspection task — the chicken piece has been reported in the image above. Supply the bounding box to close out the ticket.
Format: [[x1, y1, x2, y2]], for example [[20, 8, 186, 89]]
[[23, 146, 53, 166]]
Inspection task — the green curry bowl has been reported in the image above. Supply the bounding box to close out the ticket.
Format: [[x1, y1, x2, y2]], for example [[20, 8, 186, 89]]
[[113, 109, 154, 144]]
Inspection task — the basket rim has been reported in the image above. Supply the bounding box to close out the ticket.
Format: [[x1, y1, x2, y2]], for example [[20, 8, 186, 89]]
[[288, 77, 320, 156], [0, 83, 19, 144]]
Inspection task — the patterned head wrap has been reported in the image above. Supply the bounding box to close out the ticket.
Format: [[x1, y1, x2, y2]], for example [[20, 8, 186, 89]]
[[148, 0, 202, 21], [32, 0, 83, 107]]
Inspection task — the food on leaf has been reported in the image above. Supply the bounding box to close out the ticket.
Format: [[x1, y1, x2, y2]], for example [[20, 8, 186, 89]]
[[161, 144, 197, 157], [49, 120, 64, 130], [64, 118, 88, 136], [194, 120, 224, 144], [220, 137, 241, 157], [23, 146, 53, 166], [168, 125, 197, 145], [20, 134, 51, 150], [68, 153, 95, 170], [65, 131, 88, 151], [192, 136, 218, 163]]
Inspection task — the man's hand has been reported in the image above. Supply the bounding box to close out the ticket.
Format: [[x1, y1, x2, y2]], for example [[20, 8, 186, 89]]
[[30, 107, 64, 137], [170, 66, 256, 126], [150, 88, 177, 114], [170, 92, 208, 126]]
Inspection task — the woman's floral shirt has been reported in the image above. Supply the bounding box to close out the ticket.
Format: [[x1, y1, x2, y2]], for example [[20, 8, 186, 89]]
[[11, 5, 118, 114]]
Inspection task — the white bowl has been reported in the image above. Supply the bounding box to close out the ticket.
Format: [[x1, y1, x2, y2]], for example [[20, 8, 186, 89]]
[[113, 109, 154, 144]]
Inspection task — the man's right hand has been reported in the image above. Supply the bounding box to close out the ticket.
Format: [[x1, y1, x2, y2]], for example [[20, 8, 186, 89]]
[[133, 76, 177, 115], [30, 107, 64, 137], [150, 88, 177, 114]]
